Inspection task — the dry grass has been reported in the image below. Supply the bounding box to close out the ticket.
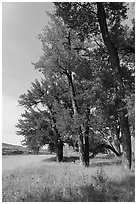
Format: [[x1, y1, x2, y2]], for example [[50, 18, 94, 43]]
[[2, 154, 135, 202]]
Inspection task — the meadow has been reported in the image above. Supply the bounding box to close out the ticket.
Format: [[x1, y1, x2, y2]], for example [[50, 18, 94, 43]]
[[2, 152, 135, 202]]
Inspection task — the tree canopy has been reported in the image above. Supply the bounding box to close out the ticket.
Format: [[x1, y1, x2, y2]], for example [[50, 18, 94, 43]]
[[16, 2, 134, 169]]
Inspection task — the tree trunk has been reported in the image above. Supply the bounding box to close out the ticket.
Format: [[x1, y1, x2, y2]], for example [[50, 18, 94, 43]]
[[97, 3, 132, 169], [33, 146, 40, 155], [83, 104, 90, 166], [67, 72, 86, 165], [49, 107, 64, 162], [90, 143, 122, 158], [119, 111, 132, 169], [65, 33, 88, 165], [78, 126, 85, 164], [55, 139, 63, 162], [84, 135, 89, 166], [115, 125, 122, 154]]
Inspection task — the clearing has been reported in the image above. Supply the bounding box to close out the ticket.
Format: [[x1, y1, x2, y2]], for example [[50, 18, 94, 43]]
[[2, 153, 135, 202]]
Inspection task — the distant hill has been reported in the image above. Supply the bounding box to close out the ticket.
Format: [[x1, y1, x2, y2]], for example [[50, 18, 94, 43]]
[[2, 143, 25, 150], [2, 143, 27, 155], [2, 143, 54, 155]]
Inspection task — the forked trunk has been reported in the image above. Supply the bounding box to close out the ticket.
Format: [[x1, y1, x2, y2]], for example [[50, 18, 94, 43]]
[[67, 72, 86, 165], [48, 107, 64, 162], [90, 143, 122, 158], [65, 33, 89, 166]]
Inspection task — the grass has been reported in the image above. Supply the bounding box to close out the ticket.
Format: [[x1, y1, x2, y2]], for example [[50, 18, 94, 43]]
[[2, 154, 135, 202]]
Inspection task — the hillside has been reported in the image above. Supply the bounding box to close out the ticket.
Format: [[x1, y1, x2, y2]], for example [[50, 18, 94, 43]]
[[2, 143, 25, 150], [2, 143, 27, 155], [2, 143, 50, 155]]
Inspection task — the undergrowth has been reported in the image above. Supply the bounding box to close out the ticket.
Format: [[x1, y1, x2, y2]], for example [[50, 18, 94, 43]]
[[2, 162, 135, 202]]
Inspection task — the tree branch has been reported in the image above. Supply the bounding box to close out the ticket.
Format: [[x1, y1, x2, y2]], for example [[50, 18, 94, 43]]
[[90, 143, 122, 158]]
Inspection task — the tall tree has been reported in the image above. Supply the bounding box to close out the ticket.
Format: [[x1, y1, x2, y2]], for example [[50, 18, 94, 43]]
[[17, 77, 71, 161], [54, 2, 135, 169], [32, 13, 94, 166]]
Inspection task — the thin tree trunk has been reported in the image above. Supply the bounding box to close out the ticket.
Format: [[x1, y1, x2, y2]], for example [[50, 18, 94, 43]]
[[79, 126, 85, 164], [48, 107, 64, 162], [65, 33, 90, 166], [67, 72, 86, 164], [97, 3, 132, 169], [119, 111, 132, 169], [65, 33, 88, 165], [90, 143, 122, 158], [84, 104, 90, 166], [84, 135, 89, 166], [115, 125, 122, 154]]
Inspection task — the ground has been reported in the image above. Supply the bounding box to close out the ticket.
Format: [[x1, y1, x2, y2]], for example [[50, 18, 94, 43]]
[[2, 152, 135, 202]]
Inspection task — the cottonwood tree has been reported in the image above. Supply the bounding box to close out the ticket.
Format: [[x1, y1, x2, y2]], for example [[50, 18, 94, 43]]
[[54, 2, 135, 169], [17, 77, 71, 161], [16, 108, 54, 154], [32, 13, 97, 166]]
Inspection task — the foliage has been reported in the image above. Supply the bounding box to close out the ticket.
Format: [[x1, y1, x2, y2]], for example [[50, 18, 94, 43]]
[[17, 3, 135, 164], [53, 2, 135, 160], [17, 76, 74, 151], [54, 2, 135, 109], [31, 13, 111, 149], [16, 108, 54, 153], [54, 2, 128, 40]]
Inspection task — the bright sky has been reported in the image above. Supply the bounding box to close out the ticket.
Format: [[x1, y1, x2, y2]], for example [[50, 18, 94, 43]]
[[2, 2, 54, 145], [2, 2, 135, 145]]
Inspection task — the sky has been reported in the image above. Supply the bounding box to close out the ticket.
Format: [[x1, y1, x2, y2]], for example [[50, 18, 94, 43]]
[[2, 2, 135, 145], [2, 2, 54, 145]]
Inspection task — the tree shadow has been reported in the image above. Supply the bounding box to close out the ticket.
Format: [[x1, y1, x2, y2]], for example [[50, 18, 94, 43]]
[[42, 154, 135, 171], [25, 174, 134, 202], [76, 174, 135, 202], [42, 155, 79, 163], [92, 153, 116, 159], [42, 154, 122, 167], [89, 159, 122, 167]]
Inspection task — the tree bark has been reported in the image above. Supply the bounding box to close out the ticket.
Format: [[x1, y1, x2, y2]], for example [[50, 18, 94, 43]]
[[119, 111, 132, 169], [90, 143, 122, 158], [84, 104, 90, 166], [67, 72, 87, 165], [65, 31, 90, 166], [48, 107, 64, 162], [55, 139, 63, 162], [54, 126, 63, 162], [115, 125, 122, 154], [97, 3, 132, 169], [84, 135, 89, 166], [78, 126, 85, 164]]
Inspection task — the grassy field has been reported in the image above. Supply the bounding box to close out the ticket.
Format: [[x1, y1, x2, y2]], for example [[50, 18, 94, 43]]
[[2, 154, 135, 202], [2, 155, 53, 171]]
